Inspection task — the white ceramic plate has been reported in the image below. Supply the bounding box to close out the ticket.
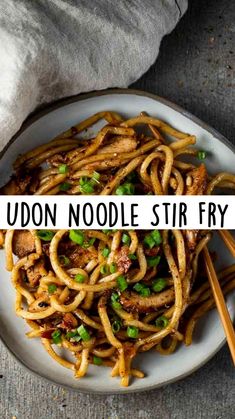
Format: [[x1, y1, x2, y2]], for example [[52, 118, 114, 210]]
[[0, 89, 234, 394]]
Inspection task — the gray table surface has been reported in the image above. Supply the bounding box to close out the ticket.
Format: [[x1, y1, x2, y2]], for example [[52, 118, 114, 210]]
[[0, 1, 234, 418]]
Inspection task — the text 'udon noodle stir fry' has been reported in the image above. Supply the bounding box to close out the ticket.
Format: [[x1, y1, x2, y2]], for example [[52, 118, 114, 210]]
[[1, 111, 235, 386]]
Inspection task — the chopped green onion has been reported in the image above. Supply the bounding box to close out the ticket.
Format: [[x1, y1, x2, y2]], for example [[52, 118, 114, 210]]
[[147, 255, 161, 267], [133, 282, 151, 297], [74, 273, 85, 283], [48, 284, 57, 294], [117, 275, 128, 292], [112, 301, 122, 310], [144, 230, 162, 248], [37, 230, 54, 241], [133, 283, 145, 293], [122, 233, 131, 246], [144, 234, 155, 249], [59, 255, 70, 266], [59, 182, 71, 191], [102, 229, 111, 234], [52, 330, 62, 345], [92, 171, 100, 180], [197, 150, 207, 160], [140, 287, 151, 297], [82, 237, 96, 248], [155, 316, 169, 329], [151, 230, 162, 245], [128, 253, 137, 260], [109, 262, 117, 273], [102, 247, 110, 258], [77, 325, 91, 342], [111, 293, 122, 310], [100, 265, 109, 275], [115, 182, 135, 195], [127, 326, 139, 339], [80, 181, 94, 194], [69, 230, 84, 245], [152, 278, 167, 293], [72, 335, 82, 342], [66, 330, 78, 339], [112, 319, 122, 333], [58, 164, 68, 174], [93, 356, 102, 365]]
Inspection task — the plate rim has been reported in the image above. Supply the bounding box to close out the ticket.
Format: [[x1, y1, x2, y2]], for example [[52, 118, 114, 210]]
[[0, 87, 234, 394]]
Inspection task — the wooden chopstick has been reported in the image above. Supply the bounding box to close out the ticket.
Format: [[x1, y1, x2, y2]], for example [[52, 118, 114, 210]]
[[203, 246, 235, 366], [218, 230, 235, 258]]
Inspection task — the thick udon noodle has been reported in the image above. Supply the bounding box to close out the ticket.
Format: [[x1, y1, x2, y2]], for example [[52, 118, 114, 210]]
[[2, 111, 235, 386]]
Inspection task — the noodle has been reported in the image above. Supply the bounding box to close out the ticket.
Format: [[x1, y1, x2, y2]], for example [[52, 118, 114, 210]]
[[1, 110, 235, 387]]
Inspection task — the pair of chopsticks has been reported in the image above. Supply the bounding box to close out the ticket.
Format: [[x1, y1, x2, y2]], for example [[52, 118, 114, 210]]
[[203, 229, 235, 366]]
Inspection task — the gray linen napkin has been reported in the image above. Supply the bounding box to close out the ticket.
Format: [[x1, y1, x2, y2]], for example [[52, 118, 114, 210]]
[[0, 0, 187, 150]]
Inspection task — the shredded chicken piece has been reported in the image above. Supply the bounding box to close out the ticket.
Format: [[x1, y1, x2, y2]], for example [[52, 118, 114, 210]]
[[120, 288, 175, 313], [26, 259, 46, 287], [12, 231, 36, 258]]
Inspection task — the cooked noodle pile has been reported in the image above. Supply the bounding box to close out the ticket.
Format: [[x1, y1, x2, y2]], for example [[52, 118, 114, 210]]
[[1, 111, 235, 386]]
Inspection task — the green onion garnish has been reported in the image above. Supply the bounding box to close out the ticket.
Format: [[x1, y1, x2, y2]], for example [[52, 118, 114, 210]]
[[52, 330, 62, 345], [102, 247, 110, 258], [111, 293, 122, 310], [112, 319, 122, 333], [133, 283, 145, 293], [109, 262, 117, 273], [37, 230, 54, 241], [117, 275, 128, 292], [128, 253, 137, 260], [150, 230, 162, 245], [155, 315, 169, 329], [48, 284, 57, 294], [59, 255, 70, 266], [100, 265, 109, 275], [115, 182, 135, 195], [144, 230, 162, 248], [122, 233, 131, 246], [58, 164, 68, 174], [127, 326, 139, 339], [66, 330, 78, 339], [69, 230, 84, 245], [59, 182, 71, 191], [93, 356, 103, 365], [133, 282, 151, 297], [152, 278, 167, 293], [77, 325, 91, 342], [146, 255, 161, 267], [143, 234, 155, 249], [140, 287, 151, 297], [74, 273, 85, 283], [197, 150, 207, 160], [80, 181, 94, 194]]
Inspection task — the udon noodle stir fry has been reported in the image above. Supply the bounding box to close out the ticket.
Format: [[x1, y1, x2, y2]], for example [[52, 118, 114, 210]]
[[1, 111, 235, 386]]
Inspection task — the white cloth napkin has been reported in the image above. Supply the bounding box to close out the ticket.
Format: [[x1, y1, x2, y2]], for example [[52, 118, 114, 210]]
[[0, 0, 187, 150]]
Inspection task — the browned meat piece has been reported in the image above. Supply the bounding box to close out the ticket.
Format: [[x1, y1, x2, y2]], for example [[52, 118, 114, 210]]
[[26, 259, 46, 287], [97, 137, 137, 155], [56, 240, 97, 269], [0, 174, 31, 195], [69, 246, 97, 268], [61, 313, 78, 329], [114, 246, 132, 274], [12, 230, 35, 258], [185, 164, 207, 196], [144, 246, 160, 257], [120, 288, 174, 313], [0, 169, 40, 195]]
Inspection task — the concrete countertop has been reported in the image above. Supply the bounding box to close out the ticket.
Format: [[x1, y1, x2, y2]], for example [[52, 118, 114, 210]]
[[0, 1, 234, 418]]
